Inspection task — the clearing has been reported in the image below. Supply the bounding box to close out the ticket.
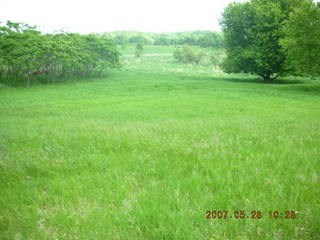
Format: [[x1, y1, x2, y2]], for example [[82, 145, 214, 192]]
[[0, 45, 319, 239]]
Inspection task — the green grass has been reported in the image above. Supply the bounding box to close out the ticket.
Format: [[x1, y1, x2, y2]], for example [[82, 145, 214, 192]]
[[1, 46, 320, 239]]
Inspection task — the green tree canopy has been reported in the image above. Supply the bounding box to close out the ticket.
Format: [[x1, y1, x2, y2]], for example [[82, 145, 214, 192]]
[[281, 0, 320, 76], [0, 21, 120, 86], [100, 31, 224, 48], [220, 0, 301, 81]]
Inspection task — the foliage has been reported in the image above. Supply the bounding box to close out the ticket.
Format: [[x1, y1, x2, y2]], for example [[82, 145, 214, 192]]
[[173, 46, 207, 64], [135, 43, 144, 58], [220, 0, 301, 81], [101, 31, 224, 48], [0, 21, 120, 86], [281, 0, 320, 76], [173, 46, 224, 66]]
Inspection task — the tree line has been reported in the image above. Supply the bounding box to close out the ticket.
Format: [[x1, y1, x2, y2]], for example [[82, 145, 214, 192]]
[[0, 21, 120, 86], [100, 31, 224, 48], [220, 0, 320, 81]]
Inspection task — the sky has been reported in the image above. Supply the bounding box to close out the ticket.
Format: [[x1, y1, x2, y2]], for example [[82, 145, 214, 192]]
[[1, 0, 248, 33]]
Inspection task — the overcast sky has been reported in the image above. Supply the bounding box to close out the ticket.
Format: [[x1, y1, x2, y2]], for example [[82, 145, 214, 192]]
[[1, 0, 248, 33]]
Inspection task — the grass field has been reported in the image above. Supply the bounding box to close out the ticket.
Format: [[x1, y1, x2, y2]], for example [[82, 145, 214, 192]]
[[0, 46, 320, 239]]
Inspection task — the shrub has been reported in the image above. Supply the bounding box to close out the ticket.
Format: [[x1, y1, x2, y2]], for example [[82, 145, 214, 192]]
[[135, 43, 144, 58], [173, 46, 207, 64], [0, 21, 120, 86]]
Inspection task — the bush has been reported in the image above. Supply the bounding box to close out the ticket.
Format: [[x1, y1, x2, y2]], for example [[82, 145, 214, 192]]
[[135, 43, 144, 58], [209, 53, 221, 66], [0, 21, 120, 86], [173, 46, 207, 64]]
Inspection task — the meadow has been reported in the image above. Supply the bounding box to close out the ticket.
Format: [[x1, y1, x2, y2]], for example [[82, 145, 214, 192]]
[[0, 45, 319, 239]]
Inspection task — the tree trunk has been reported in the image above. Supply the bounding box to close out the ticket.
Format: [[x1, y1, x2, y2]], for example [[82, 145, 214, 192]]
[[261, 73, 280, 83], [25, 75, 31, 87], [263, 77, 273, 83]]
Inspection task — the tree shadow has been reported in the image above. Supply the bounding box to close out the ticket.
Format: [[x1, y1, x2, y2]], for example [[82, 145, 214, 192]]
[[267, 78, 306, 85], [281, 83, 320, 94], [214, 75, 320, 94], [216, 76, 306, 85], [214, 76, 262, 84]]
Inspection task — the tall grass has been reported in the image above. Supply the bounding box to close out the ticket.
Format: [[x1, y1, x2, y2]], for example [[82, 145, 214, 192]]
[[0, 46, 319, 239]]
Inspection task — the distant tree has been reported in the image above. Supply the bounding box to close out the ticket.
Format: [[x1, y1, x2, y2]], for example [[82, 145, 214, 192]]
[[99, 31, 224, 48], [154, 34, 174, 45], [129, 35, 153, 45], [198, 32, 224, 48], [114, 35, 129, 46], [281, 0, 320, 76], [135, 43, 144, 57], [220, 0, 301, 82]]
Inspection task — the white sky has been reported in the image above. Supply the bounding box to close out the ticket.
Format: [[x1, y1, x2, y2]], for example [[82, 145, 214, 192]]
[[1, 0, 248, 33]]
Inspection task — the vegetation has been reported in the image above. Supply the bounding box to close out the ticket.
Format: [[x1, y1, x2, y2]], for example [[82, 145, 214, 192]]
[[134, 43, 144, 58], [100, 30, 224, 48], [173, 46, 223, 66], [281, 0, 320, 76], [0, 21, 120, 86], [1, 0, 320, 238], [173, 46, 206, 64], [1, 45, 319, 239], [220, 0, 302, 82]]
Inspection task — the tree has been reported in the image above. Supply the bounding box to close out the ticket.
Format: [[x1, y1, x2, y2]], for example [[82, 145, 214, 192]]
[[101, 31, 224, 48], [281, 0, 320, 76], [135, 43, 144, 58], [220, 0, 300, 82], [0, 21, 120, 86]]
